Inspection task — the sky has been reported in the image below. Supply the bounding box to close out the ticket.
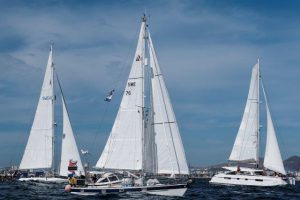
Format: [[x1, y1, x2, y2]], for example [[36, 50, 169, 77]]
[[0, 0, 300, 168]]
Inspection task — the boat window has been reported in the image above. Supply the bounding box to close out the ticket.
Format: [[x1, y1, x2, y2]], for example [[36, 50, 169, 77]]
[[224, 177, 231, 180], [108, 176, 118, 182], [255, 179, 263, 182], [254, 171, 263, 176], [101, 178, 109, 183], [35, 171, 45, 177], [245, 178, 248, 181], [227, 171, 237, 175]]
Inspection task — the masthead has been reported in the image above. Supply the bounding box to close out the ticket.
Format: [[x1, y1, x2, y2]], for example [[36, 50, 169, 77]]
[[142, 13, 147, 22]]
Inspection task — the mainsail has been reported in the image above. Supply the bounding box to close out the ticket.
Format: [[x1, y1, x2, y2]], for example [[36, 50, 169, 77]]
[[96, 17, 146, 170], [20, 46, 54, 170], [229, 62, 259, 163], [59, 93, 85, 176], [262, 82, 286, 175], [147, 32, 189, 175]]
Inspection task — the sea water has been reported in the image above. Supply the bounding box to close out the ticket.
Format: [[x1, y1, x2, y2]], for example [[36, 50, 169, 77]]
[[1, 179, 300, 200]]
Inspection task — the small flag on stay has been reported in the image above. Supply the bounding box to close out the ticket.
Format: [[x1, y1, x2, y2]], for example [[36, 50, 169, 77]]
[[105, 89, 115, 102]]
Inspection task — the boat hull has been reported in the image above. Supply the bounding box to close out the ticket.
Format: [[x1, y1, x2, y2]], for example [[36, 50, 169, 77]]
[[210, 173, 287, 186], [19, 177, 68, 183], [69, 183, 188, 197]]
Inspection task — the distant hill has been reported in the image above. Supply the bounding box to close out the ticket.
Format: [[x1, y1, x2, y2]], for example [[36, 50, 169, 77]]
[[284, 156, 300, 171]]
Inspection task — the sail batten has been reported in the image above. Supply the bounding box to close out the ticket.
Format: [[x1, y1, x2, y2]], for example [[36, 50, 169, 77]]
[[20, 47, 54, 170]]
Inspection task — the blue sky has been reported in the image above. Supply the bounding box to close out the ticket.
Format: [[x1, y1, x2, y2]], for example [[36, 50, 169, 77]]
[[0, 0, 300, 168]]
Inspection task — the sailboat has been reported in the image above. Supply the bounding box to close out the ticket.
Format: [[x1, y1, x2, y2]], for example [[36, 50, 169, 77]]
[[210, 60, 295, 186], [18, 45, 85, 183], [66, 14, 191, 196]]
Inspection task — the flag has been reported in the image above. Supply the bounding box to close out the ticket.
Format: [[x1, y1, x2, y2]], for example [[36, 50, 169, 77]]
[[68, 159, 78, 171], [105, 89, 115, 102]]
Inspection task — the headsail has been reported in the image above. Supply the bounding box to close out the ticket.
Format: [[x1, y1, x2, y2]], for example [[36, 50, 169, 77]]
[[20, 46, 54, 170], [147, 31, 189, 175], [96, 17, 146, 170], [262, 82, 286, 175], [229, 62, 259, 163], [59, 88, 85, 177]]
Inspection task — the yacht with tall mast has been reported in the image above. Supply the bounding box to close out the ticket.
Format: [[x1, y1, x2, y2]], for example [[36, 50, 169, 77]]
[[18, 45, 85, 183], [210, 60, 295, 186], [65, 14, 191, 196]]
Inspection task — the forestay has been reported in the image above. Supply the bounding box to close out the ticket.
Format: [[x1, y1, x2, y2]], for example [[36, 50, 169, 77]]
[[96, 19, 146, 170], [59, 95, 85, 176], [262, 83, 286, 175], [229, 62, 259, 163], [148, 32, 189, 175], [20, 47, 54, 170]]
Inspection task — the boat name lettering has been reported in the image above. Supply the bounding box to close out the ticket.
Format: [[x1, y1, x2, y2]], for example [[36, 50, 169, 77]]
[[128, 82, 136, 87], [42, 96, 53, 100], [126, 91, 131, 95]]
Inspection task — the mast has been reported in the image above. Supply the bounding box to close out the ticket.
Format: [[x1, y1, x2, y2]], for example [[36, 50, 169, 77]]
[[256, 58, 260, 167], [141, 14, 146, 173], [51, 44, 55, 173]]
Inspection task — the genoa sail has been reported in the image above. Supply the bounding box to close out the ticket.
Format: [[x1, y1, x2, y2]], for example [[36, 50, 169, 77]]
[[262, 82, 286, 175], [59, 93, 85, 176], [96, 18, 146, 171], [229, 62, 259, 163], [20, 46, 54, 170], [147, 32, 189, 175]]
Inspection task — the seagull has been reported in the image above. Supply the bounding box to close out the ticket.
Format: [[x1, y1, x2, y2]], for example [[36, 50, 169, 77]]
[[81, 149, 89, 155]]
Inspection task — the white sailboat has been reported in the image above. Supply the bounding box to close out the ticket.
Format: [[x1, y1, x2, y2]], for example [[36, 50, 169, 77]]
[[19, 45, 84, 183], [66, 14, 191, 197], [210, 60, 295, 186]]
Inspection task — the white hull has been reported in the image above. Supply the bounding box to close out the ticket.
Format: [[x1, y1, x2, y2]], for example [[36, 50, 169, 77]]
[[210, 173, 287, 186], [69, 183, 188, 197], [71, 192, 99, 196], [19, 177, 68, 183], [144, 187, 187, 197]]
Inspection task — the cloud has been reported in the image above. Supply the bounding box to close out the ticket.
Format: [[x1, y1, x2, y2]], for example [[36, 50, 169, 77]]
[[0, 0, 300, 167]]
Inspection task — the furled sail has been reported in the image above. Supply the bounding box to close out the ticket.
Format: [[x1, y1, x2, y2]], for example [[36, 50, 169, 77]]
[[59, 94, 85, 177], [147, 32, 189, 175], [20, 46, 54, 170], [96, 18, 146, 170], [262, 83, 286, 175], [229, 62, 259, 163]]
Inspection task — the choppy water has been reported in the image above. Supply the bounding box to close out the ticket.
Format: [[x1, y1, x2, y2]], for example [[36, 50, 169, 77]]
[[1, 179, 300, 200]]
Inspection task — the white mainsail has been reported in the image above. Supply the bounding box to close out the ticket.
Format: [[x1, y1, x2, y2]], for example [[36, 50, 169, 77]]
[[59, 94, 85, 176], [20, 46, 54, 170], [229, 62, 259, 163], [96, 18, 146, 170], [262, 83, 286, 175], [147, 32, 189, 175]]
